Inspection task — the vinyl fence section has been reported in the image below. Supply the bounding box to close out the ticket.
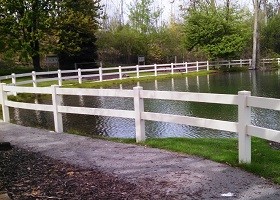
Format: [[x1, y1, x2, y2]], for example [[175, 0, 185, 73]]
[[1, 84, 280, 164], [1, 58, 279, 87]]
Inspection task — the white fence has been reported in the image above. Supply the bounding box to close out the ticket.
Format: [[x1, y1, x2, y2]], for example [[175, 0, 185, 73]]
[[0, 58, 280, 164], [1, 83, 280, 164], [1, 58, 279, 87]]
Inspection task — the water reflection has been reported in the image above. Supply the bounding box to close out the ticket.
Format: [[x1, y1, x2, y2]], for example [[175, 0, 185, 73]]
[[10, 70, 280, 138]]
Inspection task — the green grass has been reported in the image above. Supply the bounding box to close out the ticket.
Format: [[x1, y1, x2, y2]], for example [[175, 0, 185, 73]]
[[0, 107, 2, 120], [0, 77, 32, 84], [67, 70, 216, 88], [109, 137, 280, 184]]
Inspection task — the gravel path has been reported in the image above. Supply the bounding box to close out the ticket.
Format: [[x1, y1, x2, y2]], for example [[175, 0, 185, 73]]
[[1, 122, 280, 199]]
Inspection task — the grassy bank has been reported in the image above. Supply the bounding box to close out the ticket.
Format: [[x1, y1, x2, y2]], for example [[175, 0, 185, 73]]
[[110, 137, 280, 185], [67, 70, 216, 88]]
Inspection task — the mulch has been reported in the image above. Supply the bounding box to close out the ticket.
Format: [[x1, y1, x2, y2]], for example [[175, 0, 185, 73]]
[[0, 147, 167, 200]]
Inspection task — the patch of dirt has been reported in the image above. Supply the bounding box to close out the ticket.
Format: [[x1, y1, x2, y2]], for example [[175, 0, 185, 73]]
[[0, 147, 168, 200]]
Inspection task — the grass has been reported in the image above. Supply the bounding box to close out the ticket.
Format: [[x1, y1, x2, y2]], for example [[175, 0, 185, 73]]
[[66, 70, 216, 88], [109, 137, 280, 184], [0, 77, 32, 84]]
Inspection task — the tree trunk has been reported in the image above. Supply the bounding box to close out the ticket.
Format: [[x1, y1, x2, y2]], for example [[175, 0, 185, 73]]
[[225, 0, 230, 21], [32, 40, 42, 71], [252, 0, 260, 70]]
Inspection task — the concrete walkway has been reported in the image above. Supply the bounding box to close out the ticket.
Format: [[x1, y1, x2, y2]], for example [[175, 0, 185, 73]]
[[1, 122, 280, 199]]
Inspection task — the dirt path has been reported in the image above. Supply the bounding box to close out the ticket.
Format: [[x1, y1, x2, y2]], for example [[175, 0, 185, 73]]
[[1, 122, 280, 199]]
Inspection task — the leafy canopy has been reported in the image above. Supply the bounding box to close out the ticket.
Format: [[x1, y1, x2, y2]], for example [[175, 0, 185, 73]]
[[261, 14, 280, 55], [0, 0, 101, 70], [184, 5, 251, 60]]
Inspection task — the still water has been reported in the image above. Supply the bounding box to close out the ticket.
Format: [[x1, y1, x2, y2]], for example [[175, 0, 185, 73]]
[[10, 70, 280, 138]]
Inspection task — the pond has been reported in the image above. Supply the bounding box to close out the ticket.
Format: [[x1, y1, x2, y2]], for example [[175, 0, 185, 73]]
[[10, 70, 280, 138]]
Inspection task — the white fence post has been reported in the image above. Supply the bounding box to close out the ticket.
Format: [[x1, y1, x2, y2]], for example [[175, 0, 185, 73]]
[[133, 86, 145, 142], [78, 68, 82, 84], [119, 66, 122, 79], [99, 67, 103, 81], [249, 59, 252, 67], [0, 83, 10, 122], [11, 73, 17, 96], [185, 62, 188, 73], [11, 73, 16, 85], [238, 91, 251, 164], [136, 65, 140, 78], [206, 61, 209, 71], [240, 59, 243, 67], [171, 63, 174, 74], [154, 64, 157, 76], [51, 85, 63, 133], [58, 70, 62, 86], [32, 71, 37, 87], [278, 58, 280, 66], [196, 61, 199, 72]]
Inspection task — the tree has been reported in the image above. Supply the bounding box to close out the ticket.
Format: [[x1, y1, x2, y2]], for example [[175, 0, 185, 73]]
[[252, 0, 261, 69], [128, 0, 162, 34], [184, 4, 251, 60], [0, 0, 100, 70], [261, 13, 280, 55], [0, 0, 54, 70], [55, 0, 100, 69]]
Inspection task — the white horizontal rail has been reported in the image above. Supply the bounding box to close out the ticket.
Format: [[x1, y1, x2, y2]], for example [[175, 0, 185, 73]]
[[56, 88, 134, 98], [81, 69, 99, 72], [14, 73, 32, 78], [140, 90, 238, 105], [58, 106, 134, 119], [36, 71, 57, 75], [5, 101, 53, 112], [247, 96, 280, 111], [247, 125, 280, 143], [3, 85, 52, 94], [0, 75, 12, 80], [142, 112, 238, 132], [82, 74, 99, 78], [102, 67, 119, 71]]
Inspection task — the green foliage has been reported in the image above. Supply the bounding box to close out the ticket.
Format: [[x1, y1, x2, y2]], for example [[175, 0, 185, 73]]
[[261, 14, 280, 55], [96, 25, 147, 64], [56, 1, 100, 69], [97, 22, 186, 65], [128, 0, 162, 34], [184, 6, 251, 60], [0, 0, 101, 70], [0, 0, 53, 70]]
